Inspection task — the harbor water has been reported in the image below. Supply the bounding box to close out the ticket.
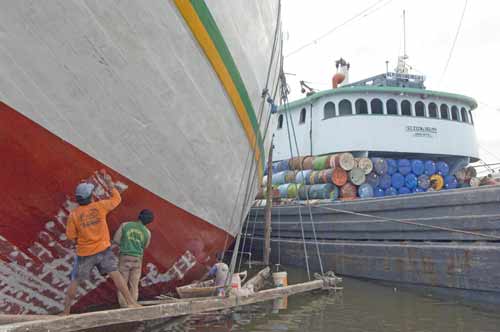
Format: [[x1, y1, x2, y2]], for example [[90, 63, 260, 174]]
[[91, 267, 500, 332]]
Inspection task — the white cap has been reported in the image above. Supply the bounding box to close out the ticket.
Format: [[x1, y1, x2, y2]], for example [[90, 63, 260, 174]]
[[75, 183, 95, 199]]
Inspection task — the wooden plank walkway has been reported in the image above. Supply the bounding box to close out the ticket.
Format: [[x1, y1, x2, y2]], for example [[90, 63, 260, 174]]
[[0, 278, 341, 332]]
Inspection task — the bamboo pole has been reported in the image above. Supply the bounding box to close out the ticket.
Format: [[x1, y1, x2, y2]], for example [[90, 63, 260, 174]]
[[263, 138, 274, 265]]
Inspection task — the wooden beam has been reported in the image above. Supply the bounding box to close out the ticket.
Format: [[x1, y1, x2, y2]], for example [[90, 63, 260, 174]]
[[0, 280, 328, 332], [0, 315, 56, 326], [263, 138, 274, 265]]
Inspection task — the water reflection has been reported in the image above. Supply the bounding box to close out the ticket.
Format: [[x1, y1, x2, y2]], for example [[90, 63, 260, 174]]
[[94, 267, 500, 332]]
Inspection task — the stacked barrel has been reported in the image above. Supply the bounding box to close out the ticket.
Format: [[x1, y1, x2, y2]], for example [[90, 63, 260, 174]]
[[260, 153, 486, 201]]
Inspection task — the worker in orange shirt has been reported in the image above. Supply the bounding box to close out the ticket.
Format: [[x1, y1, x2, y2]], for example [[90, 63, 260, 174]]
[[62, 172, 140, 315]]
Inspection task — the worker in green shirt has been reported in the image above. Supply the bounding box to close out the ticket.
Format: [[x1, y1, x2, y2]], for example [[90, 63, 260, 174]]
[[113, 209, 154, 307]]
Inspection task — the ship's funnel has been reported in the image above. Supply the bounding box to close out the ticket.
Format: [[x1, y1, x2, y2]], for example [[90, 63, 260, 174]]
[[332, 73, 345, 88], [333, 58, 350, 88]]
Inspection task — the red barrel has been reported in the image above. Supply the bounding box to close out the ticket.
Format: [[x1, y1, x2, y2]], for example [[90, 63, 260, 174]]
[[289, 156, 309, 170], [332, 168, 348, 186], [340, 183, 357, 200]]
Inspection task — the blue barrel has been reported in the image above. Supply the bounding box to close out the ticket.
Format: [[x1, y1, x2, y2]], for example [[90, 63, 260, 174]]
[[398, 159, 412, 175], [371, 158, 388, 175], [358, 183, 374, 198], [411, 159, 425, 176], [385, 187, 398, 196], [272, 162, 280, 175], [436, 161, 450, 176], [379, 174, 392, 189], [417, 174, 430, 189], [398, 186, 411, 195], [386, 159, 398, 175], [374, 186, 385, 197], [298, 184, 310, 200], [330, 185, 340, 200], [278, 184, 288, 198], [309, 183, 334, 199], [272, 171, 288, 185], [366, 172, 380, 188], [276, 159, 290, 172], [414, 187, 426, 193], [444, 175, 458, 189], [295, 170, 312, 185], [424, 160, 436, 175], [391, 173, 405, 189], [405, 173, 418, 189]]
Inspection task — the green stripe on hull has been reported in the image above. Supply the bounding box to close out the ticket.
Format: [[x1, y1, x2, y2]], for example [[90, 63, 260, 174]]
[[190, 0, 265, 169]]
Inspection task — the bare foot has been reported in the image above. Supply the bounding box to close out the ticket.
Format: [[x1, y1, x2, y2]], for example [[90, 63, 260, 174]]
[[127, 303, 142, 309], [58, 311, 70, 316]]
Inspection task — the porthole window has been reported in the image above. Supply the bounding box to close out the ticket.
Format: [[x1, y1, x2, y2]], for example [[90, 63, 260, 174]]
[[429, 103, 438, 118], [355, 99, 368, 114], [440, 104, 449, 119], [339, 99, 353, 116], [451, 106, 459, 121], [469, 110, 474, 125], [461, 107, 469, 123], [371, 99, 383, 114], [401, 100, 411, 116], [323, 102, 336, 119], [415, 101, 425, 117], [277, 114, 283, 129], [299, 108, 306, 124], [386, 99, 398, 115]]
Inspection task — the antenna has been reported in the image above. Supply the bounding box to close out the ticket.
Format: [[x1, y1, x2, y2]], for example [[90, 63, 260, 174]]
[[403, 10, 407, 61], [395, 10, 409, 74]]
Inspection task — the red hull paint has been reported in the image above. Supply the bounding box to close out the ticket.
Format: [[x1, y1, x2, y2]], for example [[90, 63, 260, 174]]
[[0, 101, 233, 314]]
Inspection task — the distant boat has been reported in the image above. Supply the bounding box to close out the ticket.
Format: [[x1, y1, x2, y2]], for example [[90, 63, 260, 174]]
[[0, 1, 280, 314], [246, 57, 500, 306]]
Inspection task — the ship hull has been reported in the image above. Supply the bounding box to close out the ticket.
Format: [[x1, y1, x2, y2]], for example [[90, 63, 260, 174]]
[[245, 186, 500, 305], [0, 0, 281, 314]]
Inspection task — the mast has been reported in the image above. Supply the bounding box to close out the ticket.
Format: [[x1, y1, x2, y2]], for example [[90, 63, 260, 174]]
[[263, 136, 274, 265]]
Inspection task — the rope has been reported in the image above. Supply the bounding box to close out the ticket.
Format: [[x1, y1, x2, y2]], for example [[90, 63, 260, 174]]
[[440, 0, 468, 85], [226, 0, 283, 276], [298, 203, 500, 240], [280, 74, 311, 280], [279, 69, 325, 276]]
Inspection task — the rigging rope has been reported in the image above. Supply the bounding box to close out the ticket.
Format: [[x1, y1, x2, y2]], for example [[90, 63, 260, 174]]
[[440, 0, 468, 85], [226, 0, 283, 278], [285, 0, 391, 58]]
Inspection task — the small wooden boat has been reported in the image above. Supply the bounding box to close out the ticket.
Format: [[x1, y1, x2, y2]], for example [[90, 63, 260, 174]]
[[176, 280, 219, 299]]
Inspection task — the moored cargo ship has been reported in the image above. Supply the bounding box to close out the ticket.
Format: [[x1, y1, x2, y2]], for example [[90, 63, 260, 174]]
[[245, 58, 500, 305], [0, 0, 281, 314]]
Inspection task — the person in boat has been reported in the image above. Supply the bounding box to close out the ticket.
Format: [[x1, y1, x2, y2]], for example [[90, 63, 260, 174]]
[[112, 209, 154, 307], [62, 173, 140, 315], [199, 252, 229, 288]]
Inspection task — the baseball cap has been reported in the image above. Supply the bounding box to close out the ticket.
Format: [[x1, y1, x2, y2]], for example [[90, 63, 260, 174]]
[[75, 183, 95, 199]]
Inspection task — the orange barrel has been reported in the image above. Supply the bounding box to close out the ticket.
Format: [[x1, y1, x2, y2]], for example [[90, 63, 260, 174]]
[[349, 168, 366, 186], [302, 156, 314, 170], [357, 157, 373, 175], [430, 174, 444, 191], [322, 169, 334, 184], [455, 168, 466, 183], [313, 155, 330, 170], [469, 177, 480, 187], [289, 156, 308, 170], [332, 168, 348, 186], [340, 182, 357, 200], [330, 152, 355, 171], [284, 170, 297, 183]]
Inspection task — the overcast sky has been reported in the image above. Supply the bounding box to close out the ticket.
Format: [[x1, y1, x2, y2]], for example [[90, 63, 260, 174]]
[[281, 0, 500, 168]]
